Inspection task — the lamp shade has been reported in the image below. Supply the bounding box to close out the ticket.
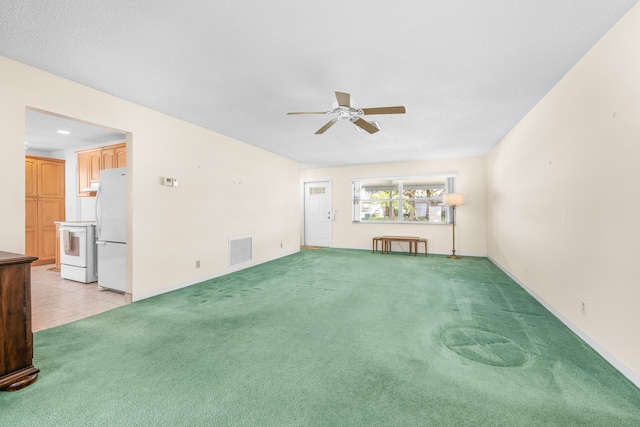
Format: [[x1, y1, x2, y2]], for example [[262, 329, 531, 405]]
[[444, 193, 465, 206]]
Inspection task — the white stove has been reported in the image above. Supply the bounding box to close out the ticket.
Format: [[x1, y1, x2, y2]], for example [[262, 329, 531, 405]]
[[58, 222, 98, 283]]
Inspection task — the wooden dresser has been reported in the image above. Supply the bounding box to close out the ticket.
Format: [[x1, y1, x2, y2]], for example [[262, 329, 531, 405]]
[[0, 251, 39, 392]]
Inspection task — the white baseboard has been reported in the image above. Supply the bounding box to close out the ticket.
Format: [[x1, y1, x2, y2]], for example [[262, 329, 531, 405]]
[[329, 244, 486, 258], [132, 249, 299, 302], [488, 256, 640, 389]]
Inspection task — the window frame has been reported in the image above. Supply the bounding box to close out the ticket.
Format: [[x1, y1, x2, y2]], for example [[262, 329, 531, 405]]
[[352, 174, 457, 224]]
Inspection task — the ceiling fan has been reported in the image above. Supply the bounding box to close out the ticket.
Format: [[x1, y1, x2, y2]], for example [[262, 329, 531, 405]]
[[287, 91, 406, 134]]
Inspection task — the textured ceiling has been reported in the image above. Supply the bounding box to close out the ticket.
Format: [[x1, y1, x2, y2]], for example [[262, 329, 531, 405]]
[[25, 110, 125, 152], [2, 1, 638, 168]]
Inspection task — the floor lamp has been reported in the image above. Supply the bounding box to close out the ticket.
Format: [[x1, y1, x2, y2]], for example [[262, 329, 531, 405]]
[[444, 193, 465, 259]]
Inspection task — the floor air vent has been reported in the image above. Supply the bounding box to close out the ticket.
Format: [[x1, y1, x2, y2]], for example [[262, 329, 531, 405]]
[[229, 237, 252, 267]]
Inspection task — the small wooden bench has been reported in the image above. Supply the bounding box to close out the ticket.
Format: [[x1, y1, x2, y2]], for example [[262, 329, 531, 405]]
[[413, 238, 427, 257], [372, 237, 383, 253], [372, 236, 428, 256]]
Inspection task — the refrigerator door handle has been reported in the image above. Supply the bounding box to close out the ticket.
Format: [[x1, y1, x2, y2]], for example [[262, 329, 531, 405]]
[[95, 240, 107, 245], [95, 185, 102, 238]]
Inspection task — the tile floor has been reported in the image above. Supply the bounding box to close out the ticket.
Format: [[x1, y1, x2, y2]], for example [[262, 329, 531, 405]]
[[30, 264, 129, 332]]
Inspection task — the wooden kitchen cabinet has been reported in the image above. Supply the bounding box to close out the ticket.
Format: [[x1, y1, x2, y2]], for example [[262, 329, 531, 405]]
[[115, 143, 126, 168], [76, 149, 101, 196], [88, 150, 102, 184], [0, 251, 39, 392], [77, 152, 91, 197], [77, 142, 126, 197], [101, 147, 116, 170], [25, 156, 65, 266]]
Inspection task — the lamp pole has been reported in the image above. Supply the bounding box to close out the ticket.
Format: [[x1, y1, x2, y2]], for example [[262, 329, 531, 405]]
[[448, 204, 459, 259], [444, 193, 464, 259]]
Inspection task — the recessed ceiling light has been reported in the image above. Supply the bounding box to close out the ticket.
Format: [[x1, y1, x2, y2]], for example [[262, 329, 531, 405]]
[[57, 130, 70, 135]]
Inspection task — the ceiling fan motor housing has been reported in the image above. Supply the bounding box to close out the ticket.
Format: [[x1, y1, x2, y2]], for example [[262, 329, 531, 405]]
[[332, 107, 363, 120]]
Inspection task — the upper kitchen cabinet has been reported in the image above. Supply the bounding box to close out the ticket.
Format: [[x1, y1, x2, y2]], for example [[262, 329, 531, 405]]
[[101, 147, 115, 170], [76, 149, 101, 196], [115, 144, 126, 168], [77, 142, 126, 197], [25, 156, 65, 266]]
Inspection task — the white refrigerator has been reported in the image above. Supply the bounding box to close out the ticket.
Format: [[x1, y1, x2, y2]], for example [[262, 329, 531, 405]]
[[96, 168, 127, 292]]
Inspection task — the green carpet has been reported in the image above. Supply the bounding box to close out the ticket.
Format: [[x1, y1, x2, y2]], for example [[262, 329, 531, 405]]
[[2, 249, 639, 426]]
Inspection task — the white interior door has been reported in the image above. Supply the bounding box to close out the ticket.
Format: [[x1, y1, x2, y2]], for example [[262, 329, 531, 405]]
[[304, 181, 331, 247]]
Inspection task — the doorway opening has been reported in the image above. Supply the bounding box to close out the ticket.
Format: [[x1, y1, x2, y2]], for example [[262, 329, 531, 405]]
[[24, 108, 131, 331]]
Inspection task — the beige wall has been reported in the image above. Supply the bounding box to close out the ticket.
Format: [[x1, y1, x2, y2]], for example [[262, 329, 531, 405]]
[[487, 5, 640, 380], [301, 157, 487, 256], [0, 56, 300, 300]]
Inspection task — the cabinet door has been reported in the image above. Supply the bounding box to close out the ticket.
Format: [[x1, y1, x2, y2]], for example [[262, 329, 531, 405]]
[[24, 198, 38, 258], [115, 145, 126, 168], [77, 153, 90, 196], [89, 151, 101, 184], [38, 198, 65, 262], [102, 148, 116, 170], [25, 158, 38, 197], [38, 159, 65, 198]]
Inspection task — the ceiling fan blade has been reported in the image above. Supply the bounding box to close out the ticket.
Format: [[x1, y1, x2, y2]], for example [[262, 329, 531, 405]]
[[335, 91, 350, 108], [360, 106, 406, 115], [351, 117, 379, 134], [315, 119, 339, 134], [287, 111, 327, 115]]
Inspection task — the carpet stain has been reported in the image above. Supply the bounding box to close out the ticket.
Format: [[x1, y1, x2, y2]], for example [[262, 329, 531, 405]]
[[442, 327, 530, 367]]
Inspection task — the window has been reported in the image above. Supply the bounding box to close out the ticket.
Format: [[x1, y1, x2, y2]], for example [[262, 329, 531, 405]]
[[352, 175, 456, 223]]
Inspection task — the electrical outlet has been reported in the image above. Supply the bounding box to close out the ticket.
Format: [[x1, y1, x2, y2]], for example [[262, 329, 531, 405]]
[[280, 242, 283, 248], [581, 299, 586, 315], [196, 260, 200, 269]]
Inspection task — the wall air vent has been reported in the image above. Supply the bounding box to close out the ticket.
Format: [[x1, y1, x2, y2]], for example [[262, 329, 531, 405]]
[[229, 237, 252, 267]]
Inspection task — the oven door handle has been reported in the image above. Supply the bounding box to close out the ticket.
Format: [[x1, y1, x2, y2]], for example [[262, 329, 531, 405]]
[[60, 227, 87, 234]]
